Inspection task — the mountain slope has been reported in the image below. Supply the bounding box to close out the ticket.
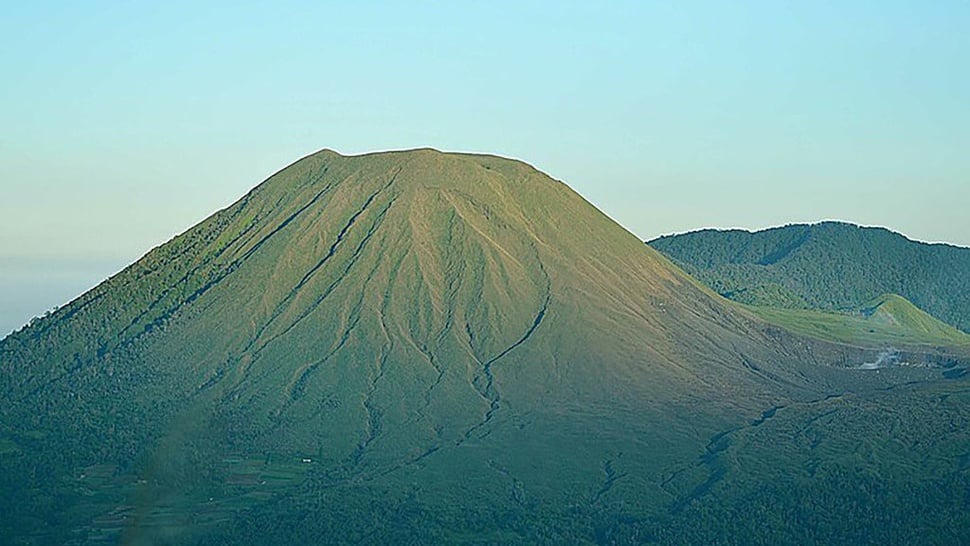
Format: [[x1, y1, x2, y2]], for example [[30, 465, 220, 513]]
[[862, 294, 970, 341], [648, 222, 970, 332], [2, 150, 967, 544], [748, 293, 970, 349]]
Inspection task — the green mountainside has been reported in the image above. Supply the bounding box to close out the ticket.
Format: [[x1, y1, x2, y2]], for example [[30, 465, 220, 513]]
[[749, 293, 970, 349], [648, 222, 970, 332], [2, 150, 969, 544]]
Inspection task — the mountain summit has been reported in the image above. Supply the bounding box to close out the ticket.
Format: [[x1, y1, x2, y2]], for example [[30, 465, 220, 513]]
[[2, 150, 967, 544]]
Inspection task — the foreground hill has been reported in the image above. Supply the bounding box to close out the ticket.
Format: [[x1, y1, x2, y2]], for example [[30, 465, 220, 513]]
[[2, 150, 968, 544], [649, 222, 970, 332]]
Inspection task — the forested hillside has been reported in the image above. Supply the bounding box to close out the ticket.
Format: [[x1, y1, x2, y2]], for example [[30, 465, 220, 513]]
[[649, 222, 970, 332]]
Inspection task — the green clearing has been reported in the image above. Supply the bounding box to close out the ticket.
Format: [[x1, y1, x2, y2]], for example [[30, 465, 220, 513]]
[[747, 293, 970, 349]]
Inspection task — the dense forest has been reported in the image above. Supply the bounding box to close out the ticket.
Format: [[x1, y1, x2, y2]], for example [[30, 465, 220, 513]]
[[649, 222, 970, 332]]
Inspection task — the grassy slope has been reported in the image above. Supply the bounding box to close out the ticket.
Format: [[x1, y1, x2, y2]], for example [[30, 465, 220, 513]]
[[747, 294, 970, 349]]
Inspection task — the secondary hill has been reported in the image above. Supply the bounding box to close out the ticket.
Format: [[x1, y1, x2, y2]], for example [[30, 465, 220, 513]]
[[862, 294, 969, 342], [1, 150, 967, 544], [649, 222, 970, 332], [749, 293, 970, 349]]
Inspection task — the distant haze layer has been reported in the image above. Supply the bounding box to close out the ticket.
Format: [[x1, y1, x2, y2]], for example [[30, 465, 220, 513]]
[[0, 258, 126, 337]]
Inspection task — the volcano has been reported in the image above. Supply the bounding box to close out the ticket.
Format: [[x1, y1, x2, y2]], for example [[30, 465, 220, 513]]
[[3, 149, 968, 544]]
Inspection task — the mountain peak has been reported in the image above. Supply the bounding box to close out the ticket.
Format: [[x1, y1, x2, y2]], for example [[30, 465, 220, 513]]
[[2, 148, 929, 544]]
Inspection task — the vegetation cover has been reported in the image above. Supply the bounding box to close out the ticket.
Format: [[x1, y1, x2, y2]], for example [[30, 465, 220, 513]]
[[748, 293, 970, 349], [2, 150, 968, 544], [649, 222, 970, 332]]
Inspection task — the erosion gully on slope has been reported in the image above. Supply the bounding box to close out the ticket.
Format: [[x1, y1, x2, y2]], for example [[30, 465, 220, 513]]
[[459, 252, 552, 445]]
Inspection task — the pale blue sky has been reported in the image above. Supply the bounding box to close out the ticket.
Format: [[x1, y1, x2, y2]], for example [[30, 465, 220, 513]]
[[2, 1, 969, 335]]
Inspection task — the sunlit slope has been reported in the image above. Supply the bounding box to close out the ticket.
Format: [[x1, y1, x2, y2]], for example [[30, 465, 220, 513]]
[[0, 149, 825, 453], [748, 294, 970, 349], [1, 149, 965, 544], [863, 293, 969, 340]]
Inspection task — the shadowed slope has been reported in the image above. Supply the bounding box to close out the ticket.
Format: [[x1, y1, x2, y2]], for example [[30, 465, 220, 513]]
[[2, 150, 965, 544]]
